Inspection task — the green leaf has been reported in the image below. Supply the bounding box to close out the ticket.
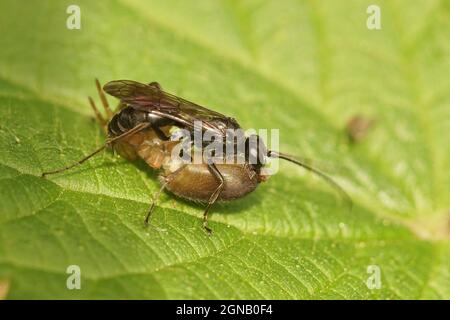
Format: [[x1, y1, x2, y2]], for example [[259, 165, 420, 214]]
[[0, 0, 449, 299]]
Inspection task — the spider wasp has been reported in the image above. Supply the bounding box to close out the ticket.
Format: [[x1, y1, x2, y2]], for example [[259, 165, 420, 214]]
[[42, 79, 351, 234]]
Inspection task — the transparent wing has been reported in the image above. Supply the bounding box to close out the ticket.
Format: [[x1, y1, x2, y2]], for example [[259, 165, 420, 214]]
[[103, 80, 231, 133]]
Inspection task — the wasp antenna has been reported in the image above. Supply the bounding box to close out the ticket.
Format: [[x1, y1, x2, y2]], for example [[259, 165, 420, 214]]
[[268, 150, 353, 211]]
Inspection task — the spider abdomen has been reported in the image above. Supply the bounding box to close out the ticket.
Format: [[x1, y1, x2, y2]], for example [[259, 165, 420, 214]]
[[161, 163, 259, 202]]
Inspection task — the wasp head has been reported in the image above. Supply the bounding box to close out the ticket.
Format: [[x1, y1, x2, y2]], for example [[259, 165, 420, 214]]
[[245, 134, 267, 170]]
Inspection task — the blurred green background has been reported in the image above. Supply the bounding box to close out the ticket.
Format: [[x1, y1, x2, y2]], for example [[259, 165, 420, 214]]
[[0, 0, 449, 299]]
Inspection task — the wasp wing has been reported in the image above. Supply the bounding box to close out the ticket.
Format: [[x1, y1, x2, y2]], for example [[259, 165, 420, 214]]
[[103, 80, 230, 134]]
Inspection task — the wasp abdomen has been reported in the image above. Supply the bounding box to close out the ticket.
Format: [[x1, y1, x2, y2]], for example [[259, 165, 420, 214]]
[[161, 164, 258, 202]]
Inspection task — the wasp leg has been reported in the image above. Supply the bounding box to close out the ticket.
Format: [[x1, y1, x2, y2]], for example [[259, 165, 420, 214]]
[[42, 145, 107, 178], [88, 96, 108, 133], [148, 82, 162, 90], [151, 125, 170, 141], [144, 183, 167, 226], [203, 162, 225, 235], [95, 78, 113, 119], [42, 123, 150, 178], [144, 164, 187, 226]]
